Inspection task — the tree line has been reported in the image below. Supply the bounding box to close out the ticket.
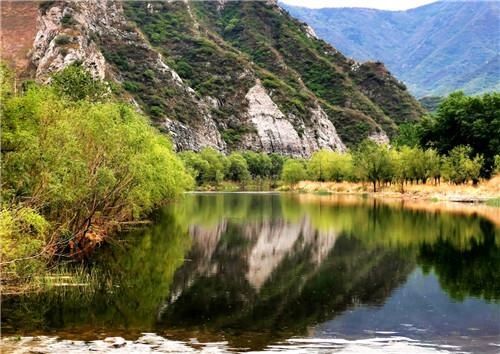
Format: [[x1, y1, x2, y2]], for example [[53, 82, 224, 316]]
[[181, 91, 499, 191], [182, 142, 497, 192]]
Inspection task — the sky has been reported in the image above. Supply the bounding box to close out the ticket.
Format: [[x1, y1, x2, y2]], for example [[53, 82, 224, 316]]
[[279, 0, 439, 11]]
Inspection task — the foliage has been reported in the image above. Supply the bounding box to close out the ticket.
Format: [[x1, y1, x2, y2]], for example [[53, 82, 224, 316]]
[[1, 67, 192, 273], [419, 92, 500, 176], [352, 140, 393, 191], [493, 155, 500, 175], [180, 148, 227, 185], [227, 153, 251, 182], [441, 146, 484, 184], [50, 63, 109, 101], [242, 151, 273, 179], [393, 123, 421, 148], [54, 34, 71, 46], [281, 159, 307, 185], [0, 207, 48, 278], [307, 149, 352, 182]]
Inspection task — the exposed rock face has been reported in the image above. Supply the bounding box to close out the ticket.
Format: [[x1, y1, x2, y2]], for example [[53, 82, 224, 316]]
[[163, 117, 226, 152], [368, 130, 390, 145], [28, 0, 225, 151], [31, 1, 107, 81], [242, 81, 345, 157]]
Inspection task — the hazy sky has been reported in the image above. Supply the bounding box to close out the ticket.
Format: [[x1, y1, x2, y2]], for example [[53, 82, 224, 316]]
[[279, 0, 438, 11]]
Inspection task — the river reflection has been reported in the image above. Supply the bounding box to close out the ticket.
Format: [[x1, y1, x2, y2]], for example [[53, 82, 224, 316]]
[[1, 193, 499, 353]]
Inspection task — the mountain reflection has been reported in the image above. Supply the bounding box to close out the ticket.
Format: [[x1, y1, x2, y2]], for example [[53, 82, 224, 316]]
[[1, 193, 498, 349]]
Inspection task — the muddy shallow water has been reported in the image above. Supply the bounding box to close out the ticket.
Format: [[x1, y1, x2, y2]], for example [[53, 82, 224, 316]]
[[2, 193, 499, 353]]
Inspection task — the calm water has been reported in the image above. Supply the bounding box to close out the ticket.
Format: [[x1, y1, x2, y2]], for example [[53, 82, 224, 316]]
[[2, 193, 499, 353]]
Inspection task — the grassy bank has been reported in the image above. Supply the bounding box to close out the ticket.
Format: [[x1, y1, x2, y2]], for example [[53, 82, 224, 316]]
[[288, 176, 500, 204]]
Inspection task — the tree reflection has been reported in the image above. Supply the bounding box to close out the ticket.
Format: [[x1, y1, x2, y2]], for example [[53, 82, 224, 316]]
[[1, 193, 498, 347]]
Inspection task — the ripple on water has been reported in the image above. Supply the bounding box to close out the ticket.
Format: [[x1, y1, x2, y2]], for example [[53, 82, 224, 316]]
[[1, 334, 485, 353]]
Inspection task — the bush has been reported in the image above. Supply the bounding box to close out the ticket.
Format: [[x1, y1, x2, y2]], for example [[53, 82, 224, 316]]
[[61, 14, 75, 27], [51, 63, 109, 101], [54, 34, 71, 46], [2, 70, 193, 263], [442, 146, 484, 184], [281, 159, 307, 185], [227, 153, 251, 182], [0, 207, 48, 278], [307, 149, 352, 182], [352, 140, 393, 191]]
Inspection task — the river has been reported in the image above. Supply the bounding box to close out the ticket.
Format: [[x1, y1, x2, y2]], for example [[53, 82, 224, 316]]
[[1, 193, 499, 353]]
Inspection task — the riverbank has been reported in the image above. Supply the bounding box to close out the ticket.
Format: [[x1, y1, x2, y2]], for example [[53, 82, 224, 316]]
[[195, 176, 500, 204], [288, 176, 500, 204]]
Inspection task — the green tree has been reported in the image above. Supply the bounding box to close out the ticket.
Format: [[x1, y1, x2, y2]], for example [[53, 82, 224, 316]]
[[494, 155, 500, 175], [199, 148, 227, 185], [281, 159, 307, 185], [179, 151, 211, 185], [242, 151, 273, 179], [442, 146, 484, 184], [227, 153, 251, 183], [307, 150, 352, 182], [352, 140, 394, 192], [393, 123, 421, 147], [50, 62, 109, 101], [269, 153, 286, 180], [1, 69, 192, 268], [419, 92, 500, 176]]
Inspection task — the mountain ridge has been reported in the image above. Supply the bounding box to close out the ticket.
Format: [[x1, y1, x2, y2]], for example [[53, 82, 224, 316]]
[[1, 0, 425, 154], [283, 0, 500, 97]]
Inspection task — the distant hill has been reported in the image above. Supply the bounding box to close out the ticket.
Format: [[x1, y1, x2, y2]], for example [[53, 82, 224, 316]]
[[282, 0, 500, 98]]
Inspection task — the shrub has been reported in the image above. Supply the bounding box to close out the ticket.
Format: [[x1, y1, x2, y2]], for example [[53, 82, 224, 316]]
[[61, 14, 75, 27], [54, 34, 71, 46], [281, 159, 307, 185], [2, 73, 193, 263], [227, 153, 251, 182]]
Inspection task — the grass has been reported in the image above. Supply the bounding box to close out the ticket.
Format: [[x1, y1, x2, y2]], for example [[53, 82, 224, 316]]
[[290, 176, 500, 203]]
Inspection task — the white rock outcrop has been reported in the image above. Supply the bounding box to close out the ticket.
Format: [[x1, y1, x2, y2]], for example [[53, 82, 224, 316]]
[[244, 81, 345, 157]]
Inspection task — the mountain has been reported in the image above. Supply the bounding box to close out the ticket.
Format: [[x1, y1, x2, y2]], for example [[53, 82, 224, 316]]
[[0, 0, 424, 154], [282, 0, 500, 98]]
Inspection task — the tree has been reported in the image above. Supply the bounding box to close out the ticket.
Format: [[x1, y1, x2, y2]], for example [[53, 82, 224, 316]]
[[494, 155, 500, 175], [227, 153, 251, 182], [242, 151, 272, 179], [281, 159, 307, 185], [419, 92, 500, 176], [307, 150, 352, 182], [199, 148, 227, 185], [50, 62, 109, 101], [441, 146, 483, 184], [352, 140, 394, 192], [393, 123, 421, 148], [269, 153, 285, 180], [179, 151, 211, 185], [1, 73, 192, 265]]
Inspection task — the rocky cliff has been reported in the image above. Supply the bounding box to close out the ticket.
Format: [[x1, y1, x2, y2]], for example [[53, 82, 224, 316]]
[[1, 0, 425, 155]]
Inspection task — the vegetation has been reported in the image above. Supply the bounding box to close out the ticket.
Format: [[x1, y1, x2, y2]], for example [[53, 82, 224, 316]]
[[117, 0, 424, 149], [1, 65, 192, 281], [418, 92, 500, 176]]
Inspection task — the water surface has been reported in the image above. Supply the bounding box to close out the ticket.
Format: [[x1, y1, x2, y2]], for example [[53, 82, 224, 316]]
[[2, 193, 499, 353]]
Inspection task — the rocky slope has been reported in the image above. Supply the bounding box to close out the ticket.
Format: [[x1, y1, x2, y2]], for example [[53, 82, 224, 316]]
[[284, 0, 500, 98], [1, 0, 424, 155]]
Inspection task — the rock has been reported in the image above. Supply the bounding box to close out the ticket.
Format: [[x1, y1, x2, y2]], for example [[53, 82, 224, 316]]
[[368, 130, 390, 145], [242, 80, 345, 157]]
